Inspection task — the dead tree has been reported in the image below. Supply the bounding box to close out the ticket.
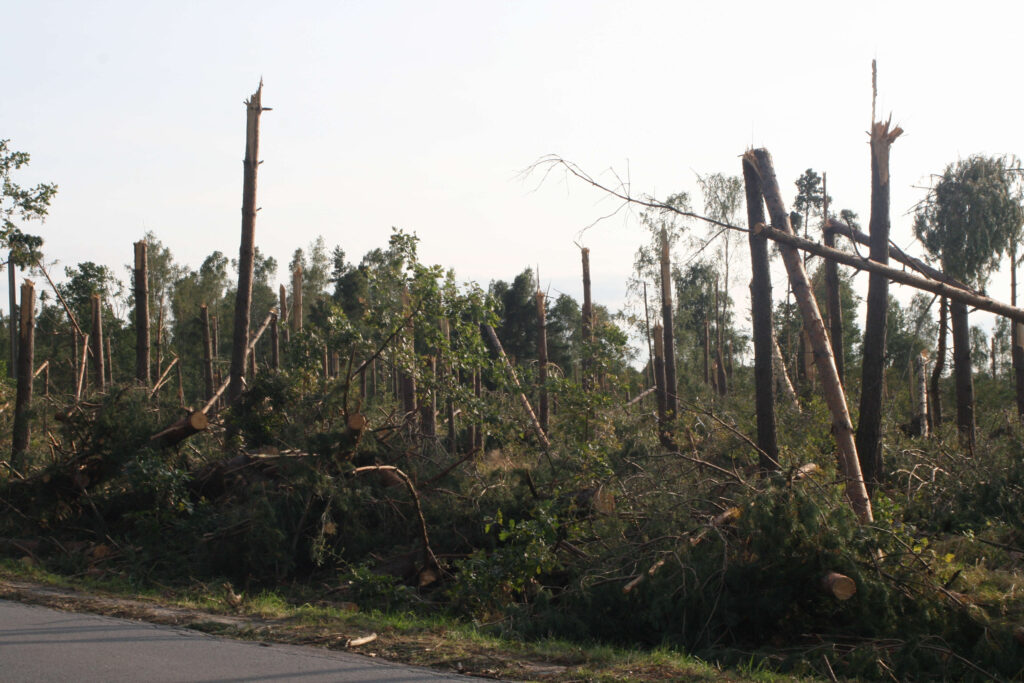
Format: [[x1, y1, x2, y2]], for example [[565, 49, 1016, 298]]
[[134, 240, 150, 386], [90, 294, 105, 392], [228, 81, 267, 404], [748, 148, 872, 523], [536, 290, 549, 434], [659, 228, 678, 417], [581, 247, 594, 391], [856, 118, 902, 491], [11, 279, 35, 470], [742, 157, 779, 469], [201, 304, 215, 401]]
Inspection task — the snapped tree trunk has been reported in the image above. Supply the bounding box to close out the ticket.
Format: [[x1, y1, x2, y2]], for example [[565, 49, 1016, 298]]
[[749, 148, 872, 523], [931, 297, 947, 427], [228, 82, 266, 404], [856, 119, 902, 492], [134, 241, 150, 386], [201, 304, 215, 401], [536, 290, 549, 434], [11, 279, 35, 470], [90, 294, 105, 392], [659, 228, 677, 417], [743, 156, 779, 469], [951, 300, 976, 454], [581, 247, 593, 391]]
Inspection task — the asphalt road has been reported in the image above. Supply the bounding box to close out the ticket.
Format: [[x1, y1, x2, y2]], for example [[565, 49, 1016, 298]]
[[0, 599, 474, 682]]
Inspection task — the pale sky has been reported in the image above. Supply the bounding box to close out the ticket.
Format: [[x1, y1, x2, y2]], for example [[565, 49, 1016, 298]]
[[3, 0, 1022, 351]]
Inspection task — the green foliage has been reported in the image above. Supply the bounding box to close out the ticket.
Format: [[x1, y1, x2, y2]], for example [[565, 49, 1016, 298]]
[[0, 139, 57, 263]]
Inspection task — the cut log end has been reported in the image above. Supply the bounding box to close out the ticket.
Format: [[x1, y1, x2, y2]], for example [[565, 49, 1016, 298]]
[[821, 571, 857, 600]]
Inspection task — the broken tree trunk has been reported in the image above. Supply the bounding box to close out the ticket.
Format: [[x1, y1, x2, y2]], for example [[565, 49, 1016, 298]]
[[581, 247, 594, 391], [201, 304, 215, 401], [951, 300, 976, 454], [659, 228, 677, 418], [134, 241, 150, 386], [483, 324, 550, 451], [856, 118, 902, 492], [228, 82, 266, 404], [536, 290, 549, 434], [90, 294, 105, 392], [11, 279, 35, 470], [749, 148, 872, 523]]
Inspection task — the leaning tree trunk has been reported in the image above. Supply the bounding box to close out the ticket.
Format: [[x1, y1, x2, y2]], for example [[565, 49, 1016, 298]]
[[11, 279, 35, 469], [536, 290, 549, 434], [581, 247, 594, 391], [743, 157, 779, 470], [90, 294, 105, 392], [659, 228, 678, 418], [950, 300, 976, 454], [749, 148, 872, 523], [134, 241, 151, 386], [228, 82, 265, 404], [931, 297, 947, 427], [856, 119, 902, 492]]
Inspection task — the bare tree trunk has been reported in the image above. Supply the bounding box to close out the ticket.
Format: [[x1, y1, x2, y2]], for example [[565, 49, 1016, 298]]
[[951, 300, 976, 454], [931, 297, 947, 427], [749, 148, 872, 523], [279, 284, 290, 344], [11, 280, 35, 469], [536, 290, 549, 434], [772, 335, 801, 412], [134, 241, 150, 386], [106, 336, 114, 386], [270, 312, 280, 370], [856, 119, 901, 492], [916, 352, 929, 437], [7, 254, 16, 380], [201, 304, 215, 401], [228, 82, 266, 404], [1013, 245, 1024, 418], [581, 247, 593, 391], [642, 282, 654, 391], [155, 305, 164, 379], [715, 348, 727, 396], [660, 229, 677, 417], [743, 158, 779, 469], [90, 294, 105, 392], [823, 227, 845, 384], [291, 264, 303, 334], [72, 329, 80, 394], [653, 322, 669, 446]]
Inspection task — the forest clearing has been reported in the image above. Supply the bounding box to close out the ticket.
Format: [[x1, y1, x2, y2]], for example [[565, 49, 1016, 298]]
[[2, 73, 1024, 682]]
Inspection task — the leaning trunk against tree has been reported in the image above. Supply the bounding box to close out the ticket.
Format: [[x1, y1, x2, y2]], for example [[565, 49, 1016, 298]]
[[134, 241, 151, 386], [856, 118, 902, 491], [950, 300, 976, 454], [749, 148, 872, 523], [11, 280, 35, 469], [228, 82, 265, 404], [659, 229, 678, 417]]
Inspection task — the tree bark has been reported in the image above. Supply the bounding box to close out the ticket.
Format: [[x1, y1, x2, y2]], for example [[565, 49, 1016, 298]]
[[228, 82, 265, 404], [270, 312, 280, 370], [90, 294, 105, 392], [7, 254, 16, 380], [951, 300, 976, 454], [11, 279, 35, 469], [536, 290, 549, 434], [856, 119, 901, 492], [1013, 245, 1024, 418], [581, 247, 593, 391], [742, 157, 779, 470], [772, 335, 801, 412], [201, 304, 215, 401], [279, 284, 289, 344], [749, 148, 872, 523], [652, 322, 667, 428], [291, 264, 303, 334], [931, 298, 947, 427], [916, 352, 929, 437], [133, 241, 150, 386], [659, 229, 677, 418]]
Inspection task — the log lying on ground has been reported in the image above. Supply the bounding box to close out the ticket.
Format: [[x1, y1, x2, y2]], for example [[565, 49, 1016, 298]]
[[821, 571, 857, 600]]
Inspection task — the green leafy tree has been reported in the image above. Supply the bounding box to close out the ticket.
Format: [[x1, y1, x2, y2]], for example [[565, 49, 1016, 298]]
[[0, 140, 56, 264]]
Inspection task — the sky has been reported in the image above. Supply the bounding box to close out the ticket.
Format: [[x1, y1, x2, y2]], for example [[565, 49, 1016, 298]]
[[3, 0, 1023, 358]]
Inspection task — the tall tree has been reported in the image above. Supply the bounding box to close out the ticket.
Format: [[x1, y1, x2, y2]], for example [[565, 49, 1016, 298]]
[[913, 154, 1023, 452]]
